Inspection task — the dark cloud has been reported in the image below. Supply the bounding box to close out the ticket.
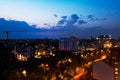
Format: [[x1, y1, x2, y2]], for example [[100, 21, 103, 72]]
[[87, 14, 98, 22], [0, 13, 115, 39], [56, 16, 67, 25], [78, 20, 87, 25], [0, 18, 55, 39], [44, 23, 51, 27], [95, 18, 98, 21], [0, 18, 66, 39], [57, 16, 67, 25], [0, 18, 37, 31], [66, 14, 79, 25], [55, 13, 119, 38], [57, 14, 87, 26], [100, 18, 107, 21], [71, 14, 79, 20], [87, 14, 95, 18], [55, 25, 120, 38], [61, 16, 67, 19], [58, 20, 66, 25], [57, 14, 80, 26], [87, 14, 107, 22], [0, 18, 43, 39], [53, 14, 58, 18], [87, 15, 95, 21]]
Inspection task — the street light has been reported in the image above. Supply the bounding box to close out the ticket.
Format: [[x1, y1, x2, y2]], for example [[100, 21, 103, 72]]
[[22, 70, 27, 77]]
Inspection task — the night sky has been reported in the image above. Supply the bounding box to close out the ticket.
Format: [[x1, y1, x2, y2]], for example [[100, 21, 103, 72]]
[[0, 0, 120, 39]]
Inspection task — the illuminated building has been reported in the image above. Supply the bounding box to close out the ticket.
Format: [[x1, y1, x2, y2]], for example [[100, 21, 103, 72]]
[[103, 41, 112, 48], [96, 35, 112, 48], [13, 43, 34, 61], [59, 36, 78, 51], [108, 47, 120, 80], [34, 39, 58, 58], [78, 39, 96, 51]]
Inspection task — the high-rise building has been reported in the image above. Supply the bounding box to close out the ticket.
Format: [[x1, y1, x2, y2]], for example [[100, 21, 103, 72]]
[[59, 36, 78, 51]]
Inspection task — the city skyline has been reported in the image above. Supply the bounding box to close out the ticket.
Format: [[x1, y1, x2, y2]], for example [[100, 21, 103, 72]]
[[0, 0, 120, 39]]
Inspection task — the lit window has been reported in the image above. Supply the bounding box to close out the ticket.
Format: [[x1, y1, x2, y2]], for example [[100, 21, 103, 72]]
[[115, 76, 118, 79], [115, 62, 118, 64], [115, 71, 118, 75], [115, 68, 118, 71]]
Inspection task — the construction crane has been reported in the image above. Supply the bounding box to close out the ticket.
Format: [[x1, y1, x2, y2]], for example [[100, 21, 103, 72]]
[[3, 30, 25, 40], [3, 30, 47, 39], [3, 31, 12, 40]]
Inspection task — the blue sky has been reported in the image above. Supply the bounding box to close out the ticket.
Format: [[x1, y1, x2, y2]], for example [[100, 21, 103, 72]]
[[0, 0, 120, 38], [0, 0, 119, 28]]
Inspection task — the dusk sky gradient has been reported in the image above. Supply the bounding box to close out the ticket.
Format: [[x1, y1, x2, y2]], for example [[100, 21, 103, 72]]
[[0, 1, 120, 79], [0, 0, 120, 38]]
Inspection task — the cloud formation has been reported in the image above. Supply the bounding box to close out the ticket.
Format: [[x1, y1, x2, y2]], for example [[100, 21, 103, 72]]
[[61, 16, 67, 19], [100, 18, 107, 21], [87, 14, 94, 19], [53, 14, 58, 18], [0, 18, 65, 39], [67, 14, 79, 25], [57, 16, 68, 25], [58, 20, 66, 25], [0, 18, 36, 31], [0, 12, 117, 39], [87, 14, 98, 22], [78, 20, 87, 25], [57, 14, 87, 27]]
